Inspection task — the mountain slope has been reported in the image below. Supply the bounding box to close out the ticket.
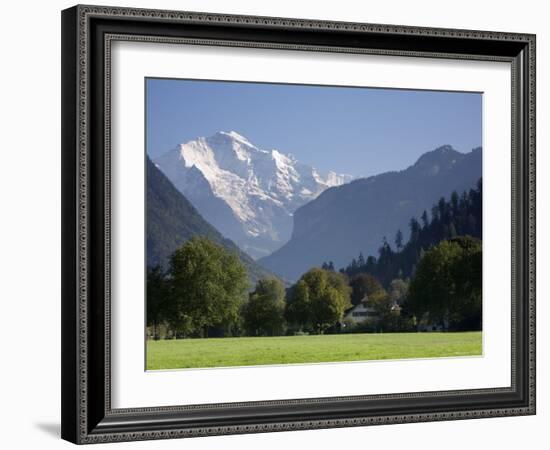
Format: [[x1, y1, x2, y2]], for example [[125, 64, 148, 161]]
[[260, 145, 482, 281], [146, 156, 274, 284], [153, 131, 352, 259]]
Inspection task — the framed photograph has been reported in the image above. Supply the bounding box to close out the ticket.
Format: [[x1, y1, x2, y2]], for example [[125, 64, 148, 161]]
[[61, 4, 536, 444]]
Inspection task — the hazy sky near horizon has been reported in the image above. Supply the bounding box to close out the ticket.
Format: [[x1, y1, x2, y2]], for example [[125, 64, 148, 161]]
[[146, 78, 482, 177]]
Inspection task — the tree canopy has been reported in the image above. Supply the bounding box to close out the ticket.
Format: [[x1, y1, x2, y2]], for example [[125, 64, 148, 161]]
[[349, 273, 384, 305], [146, 265, 169, 339], [167, 236, 249, 337], [146, 180, 483, 339], [242, 277, 286, 336], [408, 236, 482, 330], [286, 268, 352, 334]]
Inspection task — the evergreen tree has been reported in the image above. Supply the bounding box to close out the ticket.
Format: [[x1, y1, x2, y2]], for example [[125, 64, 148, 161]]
[[409, 218, 421, 243], [340, 179, 482, 289], [421, 210, 429, 229], [365, 255, 377, 274], [395, 229, 404, 251], [450, 191, 459, 216]]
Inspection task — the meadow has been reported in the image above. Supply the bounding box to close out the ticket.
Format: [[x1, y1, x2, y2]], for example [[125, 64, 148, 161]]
[[146, 331, 482, 370]]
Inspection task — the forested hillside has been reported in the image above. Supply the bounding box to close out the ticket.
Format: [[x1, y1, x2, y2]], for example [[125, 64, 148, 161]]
[[261, 146, 482, 281], [339, 179, 482, 285], [146, 156, 273, 284]]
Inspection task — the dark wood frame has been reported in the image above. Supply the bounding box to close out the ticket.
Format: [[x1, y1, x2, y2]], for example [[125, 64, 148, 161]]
[[61, 4, 536, 444]]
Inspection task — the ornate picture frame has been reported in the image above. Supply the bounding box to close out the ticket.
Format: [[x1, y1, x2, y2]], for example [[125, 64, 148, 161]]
[[61, 4, 535, 444]]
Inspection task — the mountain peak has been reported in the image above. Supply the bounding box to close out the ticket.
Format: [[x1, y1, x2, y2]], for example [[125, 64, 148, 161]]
[[260, 145, 482, 281], [215, 130, 253, 146], [154, 132, 353, 259], [414, 145, 462, 167]]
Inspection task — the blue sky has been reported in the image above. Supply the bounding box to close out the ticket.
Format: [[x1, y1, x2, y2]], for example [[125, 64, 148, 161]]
[[146, 78, 482, 177]]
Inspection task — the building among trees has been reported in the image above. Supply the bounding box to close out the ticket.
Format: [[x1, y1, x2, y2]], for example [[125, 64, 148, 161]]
[[344, 295, 378, 325], [344, 294, 402, 327]]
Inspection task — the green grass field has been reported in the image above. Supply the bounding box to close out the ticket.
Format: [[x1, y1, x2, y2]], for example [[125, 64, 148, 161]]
[[146, 331, 482, 370]]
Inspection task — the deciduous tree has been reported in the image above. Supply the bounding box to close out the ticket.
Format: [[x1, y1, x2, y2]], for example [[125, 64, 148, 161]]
[[242, 277, 286, 336], [286, 268, 351, 333], [146, 265, 168, 339], [408, 236, 482, 330], [167, 236, 249, 337], [349, 273, 384, 305]]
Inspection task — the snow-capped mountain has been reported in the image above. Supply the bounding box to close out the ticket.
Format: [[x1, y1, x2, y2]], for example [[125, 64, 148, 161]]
[[153, 131, 353, 259]]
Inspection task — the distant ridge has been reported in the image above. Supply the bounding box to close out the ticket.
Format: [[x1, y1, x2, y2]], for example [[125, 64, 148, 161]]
[[260, 146, 482, 281]]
